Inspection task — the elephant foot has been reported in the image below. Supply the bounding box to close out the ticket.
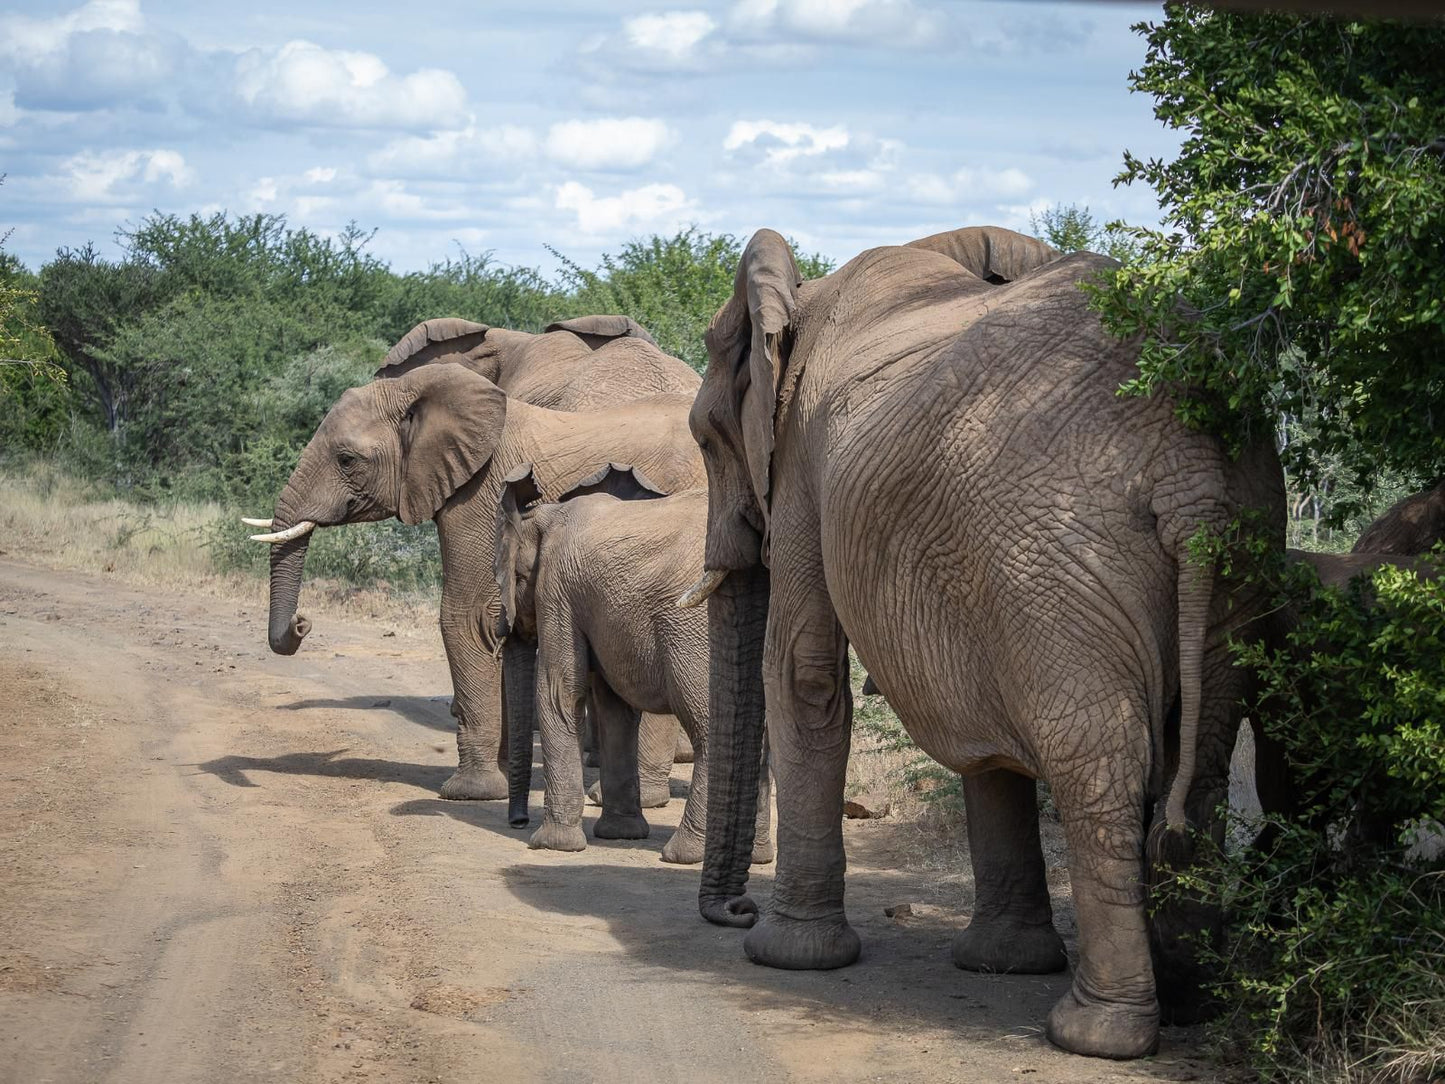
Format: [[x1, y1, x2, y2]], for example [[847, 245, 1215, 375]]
[[1045, 986, 1159, 1060], [594, 811, 649, 840], [529, 819, 587, 852], [641, 785, 671, 809], [439, 767, 508, 801], [743, 911, 860, 971], [952, 917, 1066, 974], [750, 838, 775, 866], [660, 828, 705, 865], [585, 780, 603, 807]]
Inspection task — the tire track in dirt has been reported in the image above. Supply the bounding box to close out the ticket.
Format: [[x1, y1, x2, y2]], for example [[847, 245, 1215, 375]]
[[0, 558, 1216, 1084]]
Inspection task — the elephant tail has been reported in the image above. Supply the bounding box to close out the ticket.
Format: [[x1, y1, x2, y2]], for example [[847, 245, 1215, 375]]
[[1164, 550, 1213, 837]]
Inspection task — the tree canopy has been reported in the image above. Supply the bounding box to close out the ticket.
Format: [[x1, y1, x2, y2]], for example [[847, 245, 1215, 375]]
[[1095, 3, 1445, 511]]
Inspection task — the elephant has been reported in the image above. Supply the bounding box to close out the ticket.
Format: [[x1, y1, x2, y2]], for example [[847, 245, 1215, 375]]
[[1350, 479, 1445, 556], [1247, 545, 1442, 835], [373, 314, 699, 410], [253, 360, 706, 805], [492, 464, 773, 864], [678, 225, 1285, 1060]]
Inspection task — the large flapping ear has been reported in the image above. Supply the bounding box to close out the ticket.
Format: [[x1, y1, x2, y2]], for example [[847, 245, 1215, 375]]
[[375, 318, 491, 378], [394, 363, 508, 525], [543, 315, 658, 350], [494, 463, 544, 639], [704, 229, 803, 545], [906, 226, 1059, 284], [559, 463, 668, 503]]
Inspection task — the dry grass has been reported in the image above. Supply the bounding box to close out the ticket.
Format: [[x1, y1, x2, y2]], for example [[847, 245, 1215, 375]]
[[0, 463, 437, 631]]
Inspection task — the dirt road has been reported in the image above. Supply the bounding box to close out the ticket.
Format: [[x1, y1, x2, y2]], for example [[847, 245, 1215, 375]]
[[0, 558, 1214, 1084]]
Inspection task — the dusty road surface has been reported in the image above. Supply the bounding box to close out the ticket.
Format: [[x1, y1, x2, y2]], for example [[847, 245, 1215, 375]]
[[0, 558, 1217, 1084]]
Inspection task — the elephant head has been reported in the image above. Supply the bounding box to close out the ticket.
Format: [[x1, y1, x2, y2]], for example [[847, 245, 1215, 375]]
[[255, 363, 507, 655], [678, 228, 805, 924]]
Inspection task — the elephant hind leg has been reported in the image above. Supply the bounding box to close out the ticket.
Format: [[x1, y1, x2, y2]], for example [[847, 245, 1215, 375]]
[[952, 769, 1066, 974], [592, 676, 649, 841], [1043, 710, 1159, 1060]]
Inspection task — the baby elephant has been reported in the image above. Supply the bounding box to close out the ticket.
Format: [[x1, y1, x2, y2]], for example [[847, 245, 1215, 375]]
[[495, 464, 772, 865]]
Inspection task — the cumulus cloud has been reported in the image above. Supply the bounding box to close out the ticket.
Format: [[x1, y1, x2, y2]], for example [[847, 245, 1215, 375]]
[[0, 0, 191, 112], [545, 117, 672, 171], [724, 120, 850, 166], [555, 181, 696, 235], [367, 125, 538, 177], [907, 166, 1035, 203], [624, 11, 718, 61], [61, 147, 193, 201], [728, 0, 949, 49], [233, 40, 468, 130]]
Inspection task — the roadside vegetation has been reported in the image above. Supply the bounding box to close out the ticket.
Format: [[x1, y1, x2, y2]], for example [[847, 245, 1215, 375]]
[[2, 6, 1443, 1077]]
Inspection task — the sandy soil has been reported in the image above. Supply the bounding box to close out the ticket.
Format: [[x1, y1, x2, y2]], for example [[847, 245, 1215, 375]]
[[0, 557, 1221, 1084]]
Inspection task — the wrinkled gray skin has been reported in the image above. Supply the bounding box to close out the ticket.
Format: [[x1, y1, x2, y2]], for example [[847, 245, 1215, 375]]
[[1351, 479, 1445, 557], [263, 359, 705, 804], [686, 226, 1285, 1060], [495, 468, 773, 864]]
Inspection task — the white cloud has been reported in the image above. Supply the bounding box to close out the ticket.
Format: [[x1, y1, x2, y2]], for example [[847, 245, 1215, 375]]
[[302, 166, 336, 185], [724, 120, 850, 165], [624, 11, 717, 60], [545, 117, 672, 171], [555, 181, 696, 235], [728, 0, 948, 49], [234, 40, 468, 130], [368, 125, 538, 176], [61, 147, 193, 201], [0, 0, 143, 59], [907, 166, 1035, 204]]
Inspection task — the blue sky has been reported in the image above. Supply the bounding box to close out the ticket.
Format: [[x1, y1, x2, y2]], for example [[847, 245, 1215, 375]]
[[0, 0, 1178, 275]]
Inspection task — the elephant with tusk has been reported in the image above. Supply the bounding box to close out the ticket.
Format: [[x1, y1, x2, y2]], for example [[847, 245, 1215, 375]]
[[254, 314, 703, 803]]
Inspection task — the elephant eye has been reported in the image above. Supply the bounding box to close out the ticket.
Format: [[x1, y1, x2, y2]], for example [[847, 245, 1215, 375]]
[[337, 451, 358, 469]]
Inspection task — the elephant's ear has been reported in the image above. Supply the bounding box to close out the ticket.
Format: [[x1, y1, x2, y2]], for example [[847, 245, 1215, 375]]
[[544, 315, 657, 350], [559, 463, 668, 503], [376, 318, 491, 378], [494, 464, 545, 639], [906, 226, 1058, 284], [705, 228, 803, 541], [395, 363, 508, 525]]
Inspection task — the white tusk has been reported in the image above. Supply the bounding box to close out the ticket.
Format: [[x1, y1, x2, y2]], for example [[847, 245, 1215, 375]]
[[240, 516, 274, 528], [677, 568, 729, 609], [249, 520, 317, 544]]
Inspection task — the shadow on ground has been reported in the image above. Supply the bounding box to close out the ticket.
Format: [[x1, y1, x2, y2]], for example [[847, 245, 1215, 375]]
[[195, 748, 450, 791], [280, 694, 453, 731]]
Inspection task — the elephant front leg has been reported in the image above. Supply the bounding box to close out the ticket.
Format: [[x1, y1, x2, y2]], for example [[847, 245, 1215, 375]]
[[952, 769, 1066, 974], [438, 606, 507, 801], [529, 649, 588, 852], [592, 676, 649, 841], [742, 560, 859, 971]]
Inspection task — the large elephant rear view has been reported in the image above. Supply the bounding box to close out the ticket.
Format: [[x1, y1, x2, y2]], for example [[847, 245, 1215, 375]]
[[682, 226, 1285, 1060]]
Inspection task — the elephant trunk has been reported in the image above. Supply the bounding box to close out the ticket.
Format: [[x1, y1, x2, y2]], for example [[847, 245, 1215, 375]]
[[503, 637, 538, 828], [266, 494, 314, 655], [699, 565, 770, 927]]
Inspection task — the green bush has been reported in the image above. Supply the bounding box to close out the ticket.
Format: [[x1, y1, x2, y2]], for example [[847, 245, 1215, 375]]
[[1170, 556, 1445, 1082]]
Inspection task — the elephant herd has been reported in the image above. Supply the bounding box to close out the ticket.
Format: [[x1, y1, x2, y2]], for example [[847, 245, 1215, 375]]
[[246, 224, 1442, 1062]]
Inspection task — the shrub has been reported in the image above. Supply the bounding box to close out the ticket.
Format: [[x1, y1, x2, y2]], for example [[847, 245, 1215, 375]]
[[1167, 555, 1445, 1082]]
